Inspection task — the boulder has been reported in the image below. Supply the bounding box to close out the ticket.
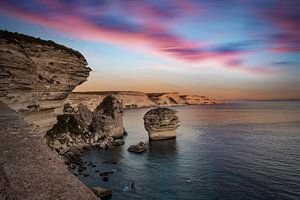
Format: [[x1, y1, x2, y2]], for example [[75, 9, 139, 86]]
[[127, 142, 147, 153], [112, 139, 125, 146], [77, 103, 93, 126], [92, 187, 112, 198], [91, 96, 125, 139], [144, 107, 180, 140]]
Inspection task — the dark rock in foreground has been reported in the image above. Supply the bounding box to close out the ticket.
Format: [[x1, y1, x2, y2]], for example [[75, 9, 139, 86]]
[[0, 101, 98, 199], [45, 96, 126, 153], [127, 142, 147, 153], [144, 107, 180, 140], [92, 187, 112, 198]]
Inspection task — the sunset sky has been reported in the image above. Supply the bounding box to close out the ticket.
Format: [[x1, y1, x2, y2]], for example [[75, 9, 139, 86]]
[[0, 0, 299, 100]]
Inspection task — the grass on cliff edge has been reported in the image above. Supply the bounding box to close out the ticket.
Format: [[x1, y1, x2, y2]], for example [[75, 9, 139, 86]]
[[0, 30, 85, 60]]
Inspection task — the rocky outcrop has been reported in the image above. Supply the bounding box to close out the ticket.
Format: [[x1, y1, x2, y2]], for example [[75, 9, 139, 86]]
[[127, 142, 147, 153], [144, 108, 180, 140], [0, 30, 91, 133], [91, 95, 125, 139], [68, 91, 156, 111], [46, 96, 126, 153], [45, 108, 96, 154], [0, 101, 98, 200], [92, 187, 112, 198]]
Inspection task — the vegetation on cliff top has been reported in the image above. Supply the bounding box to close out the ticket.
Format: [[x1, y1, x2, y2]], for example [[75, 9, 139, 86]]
[[0, 30, 85, 60]]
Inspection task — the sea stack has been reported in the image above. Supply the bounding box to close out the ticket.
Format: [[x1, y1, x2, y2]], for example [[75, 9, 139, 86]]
[[91, 95, 125, 139], [144, 107, 180, 140]]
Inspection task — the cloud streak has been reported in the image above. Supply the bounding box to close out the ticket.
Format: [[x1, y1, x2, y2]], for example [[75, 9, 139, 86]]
[[1, 0, 297, 74]]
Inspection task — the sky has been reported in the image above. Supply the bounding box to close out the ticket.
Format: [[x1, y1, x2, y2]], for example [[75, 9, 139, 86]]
[[0, 0, 299, 100]]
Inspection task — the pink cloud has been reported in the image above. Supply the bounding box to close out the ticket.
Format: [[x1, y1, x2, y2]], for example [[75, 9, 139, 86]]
[[0, 0, 268, 74]]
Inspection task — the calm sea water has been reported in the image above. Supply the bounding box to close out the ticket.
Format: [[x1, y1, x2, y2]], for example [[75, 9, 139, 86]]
[[73, 101, 300, 200]]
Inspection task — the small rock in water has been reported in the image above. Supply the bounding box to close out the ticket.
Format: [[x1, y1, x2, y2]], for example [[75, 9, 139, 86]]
[[102, 159, 118, 164], [92, 187, 112, 198], [83, 174, 89, 177], [70, 165, 76, 169], [99, 171, 114, 177], [92, 165, 96, 168], [103, 176, 109, 182], [127, 142, 147, 153], [95, 170, 99, 173]]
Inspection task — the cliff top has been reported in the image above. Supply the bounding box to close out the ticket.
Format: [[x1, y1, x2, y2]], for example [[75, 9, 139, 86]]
[[0, 30, 85, 60], [72, 91, 146, 96]]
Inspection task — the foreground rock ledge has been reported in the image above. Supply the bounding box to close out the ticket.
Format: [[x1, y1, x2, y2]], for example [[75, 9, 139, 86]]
[[144, 107, 180, 140], [0, 101, 98, 200]]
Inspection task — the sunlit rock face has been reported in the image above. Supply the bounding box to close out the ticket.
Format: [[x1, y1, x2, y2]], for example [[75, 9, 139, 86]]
[[91, 96, 125, 139], [0, 30, 91, 133], [147, 92, 186, 106], [180, 95, 217, 105], [68, 91, 156, 111], [144, 107, 180, 140]]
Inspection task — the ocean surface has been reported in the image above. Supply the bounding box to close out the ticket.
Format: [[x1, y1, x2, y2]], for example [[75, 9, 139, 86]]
[[72, 101, 300, 200]]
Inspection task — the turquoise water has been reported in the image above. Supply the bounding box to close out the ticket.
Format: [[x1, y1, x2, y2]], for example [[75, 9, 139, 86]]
[[73, 101, 300, 200]]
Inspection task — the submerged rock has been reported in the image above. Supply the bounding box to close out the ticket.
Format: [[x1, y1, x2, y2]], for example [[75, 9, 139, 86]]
[[102, 159, 118, 164], [91, 95, 125, 139], [92, 187, 112, 198], [99, 171, 114, 177], [127, 142, 147, 153], [143, 107, 180, 140]]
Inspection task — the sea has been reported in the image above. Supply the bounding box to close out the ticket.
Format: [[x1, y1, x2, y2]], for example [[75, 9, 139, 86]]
[[70, 101, 300, 200]]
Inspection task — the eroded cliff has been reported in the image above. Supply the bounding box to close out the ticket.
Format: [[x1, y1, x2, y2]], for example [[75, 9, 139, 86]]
[[0, 30, 91, 133], [68, 91, 218, 110], [68, 91, 156, 111]]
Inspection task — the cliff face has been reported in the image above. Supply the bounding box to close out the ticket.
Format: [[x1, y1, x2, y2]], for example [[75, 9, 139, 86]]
[[0, 30, 91, 133], [147, 92, 186, 106], [68, 91, 218, 110], [68, 91, 156, 111], [180, 95, 217, 105]]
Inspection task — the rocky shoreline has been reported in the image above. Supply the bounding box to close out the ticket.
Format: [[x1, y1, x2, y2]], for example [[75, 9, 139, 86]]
[[0, 30, 218, 199]]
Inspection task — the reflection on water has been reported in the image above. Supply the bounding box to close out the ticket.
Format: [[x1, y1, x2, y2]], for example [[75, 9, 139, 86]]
[[73, 101, 300, 200], [147, 139, 178, 158]]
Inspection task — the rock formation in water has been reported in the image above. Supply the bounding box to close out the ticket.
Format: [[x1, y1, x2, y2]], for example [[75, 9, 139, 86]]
[[46, 96, 126, 153], [144, 107, 180, 140], [127, 142, 147, 153], [92, 187, 112, 198], [0, 30, 91, 133], [90, 95, 125, 139]]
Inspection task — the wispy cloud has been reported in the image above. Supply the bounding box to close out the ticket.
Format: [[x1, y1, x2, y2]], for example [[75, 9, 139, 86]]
[[1, 0, 297, 74]]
